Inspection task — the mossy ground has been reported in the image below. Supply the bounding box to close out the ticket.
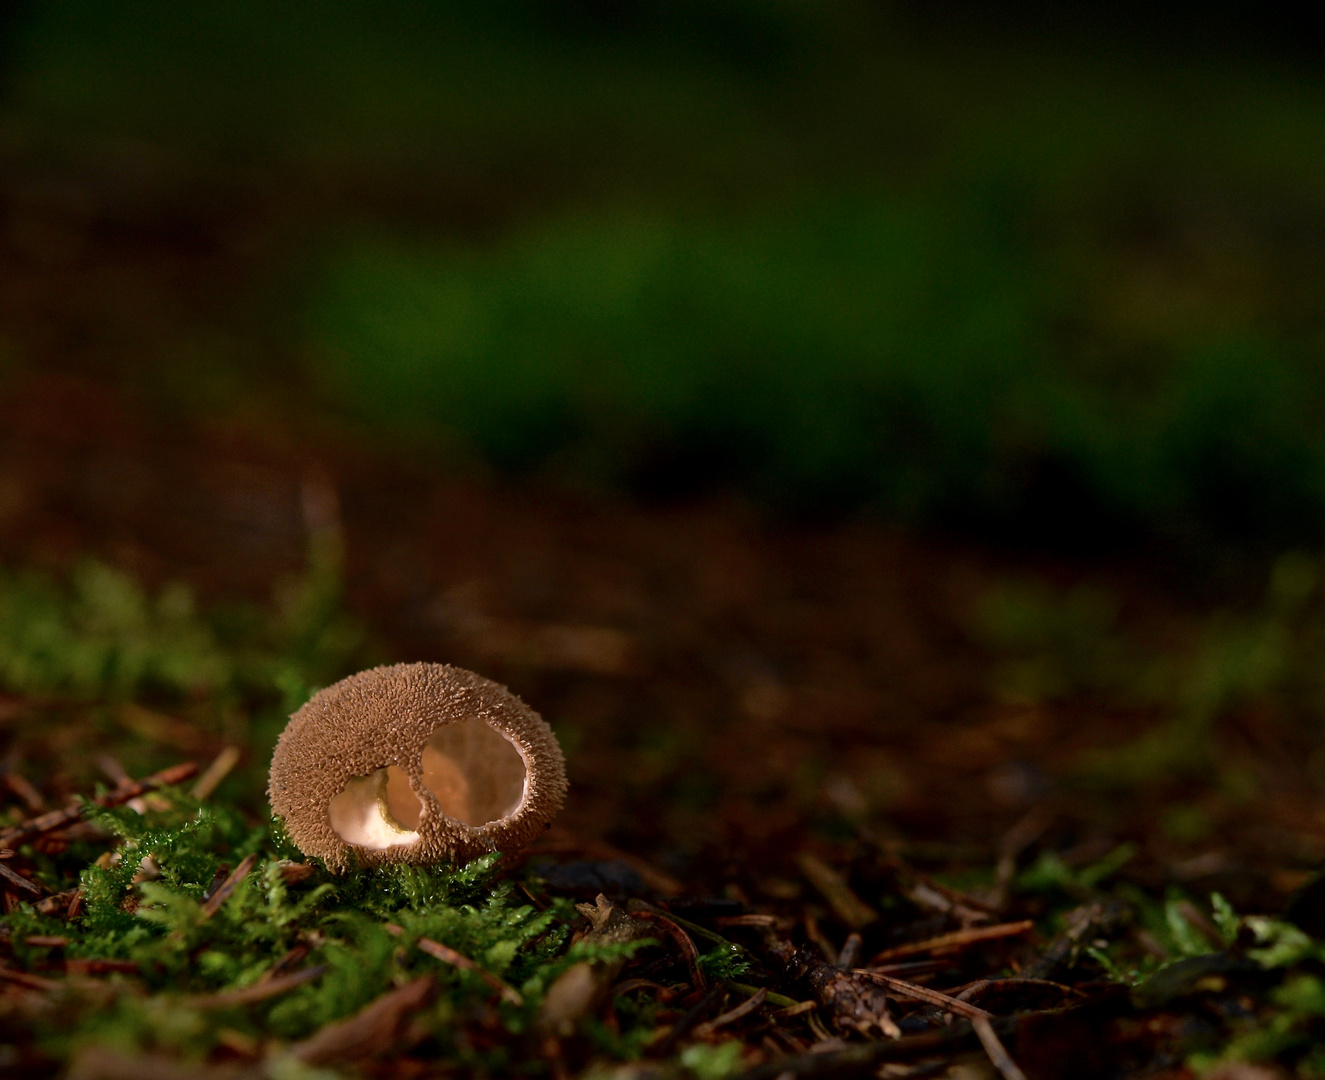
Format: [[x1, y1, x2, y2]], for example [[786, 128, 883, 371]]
[[4, 547, 1325, 1077]]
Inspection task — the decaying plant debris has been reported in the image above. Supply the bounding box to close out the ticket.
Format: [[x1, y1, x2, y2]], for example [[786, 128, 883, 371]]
[[3, 747, 1325, 1079], [5, 397, 1325, 1076]]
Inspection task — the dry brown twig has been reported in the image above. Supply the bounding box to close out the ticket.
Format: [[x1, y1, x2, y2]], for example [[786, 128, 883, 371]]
[[629, 909, 706, 989], [384, 922, 523, 1005], [191, 746, 243, 801], [868, 920, 1035, 964], [796, 853, 878, 930], [197, 853, 258, 921], [0, 965, 59, 992], [188, 966, 328, 1009], [287, 974, 435, 1066], [972, 1015, 1030, 1080], [0, 762, 199, 850], [693, 986, 768, 1038], [849, 969, 993, 1021], [0, 859, 42, 897]]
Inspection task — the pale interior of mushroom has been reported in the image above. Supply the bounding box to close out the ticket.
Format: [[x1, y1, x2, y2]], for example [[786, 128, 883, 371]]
[[327, 720, 528, 848], [327, 767, 421, 850], [420, 718, 527, 826]]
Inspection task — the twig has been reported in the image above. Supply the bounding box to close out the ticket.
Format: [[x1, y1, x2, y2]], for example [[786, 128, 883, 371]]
[[191, 746, 242, 801], [0, 762, 199, 849], [384, 922, 523, 1004], [289, 974, 435, 1065], [630, 910, 706, 989], [189, 965, 327, 1008], [628, 899, 747, 952], [989, 805, 1055, 909], [886, 856, 1000, 918], [0, 965, 59, 992], [952, 977, 1086, 1003], [796, 853, 877, 930], [869, 920, 1034, 964], [0, 860, 42, 897], [836, 932, 863, 970], [65, 958, 139, 975], [198, 853, 258, 921], [729, 981, 803, 1009], [653, 982, 726, 1055], [1, 770, 44, 812], [772, 1000, 817, 1019], [732, 1015, 1019, 1080], [713, 914, 779, 928], [694, 986, 768, 1037], [972, 1015, 1030, 1080], [849, 970, 993, 1020]]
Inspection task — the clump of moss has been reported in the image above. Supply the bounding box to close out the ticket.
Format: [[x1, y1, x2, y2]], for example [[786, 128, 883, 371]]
[[3, 784, 599, 1072]]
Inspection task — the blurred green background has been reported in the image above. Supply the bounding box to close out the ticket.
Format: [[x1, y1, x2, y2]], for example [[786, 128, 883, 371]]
[[3, 0, 1324, 548]]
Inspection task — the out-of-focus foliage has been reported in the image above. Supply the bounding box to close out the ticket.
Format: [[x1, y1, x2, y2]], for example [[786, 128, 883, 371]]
[[311, 207, 1325, 534], [0, 558, 362, 710], [971, 550, 1325, 787], [4, 1, 1324, 542]]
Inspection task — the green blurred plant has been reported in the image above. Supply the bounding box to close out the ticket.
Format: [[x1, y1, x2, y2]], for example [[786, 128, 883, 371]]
[[970, 550, 1325, 788], [0, 556, 362, 709]]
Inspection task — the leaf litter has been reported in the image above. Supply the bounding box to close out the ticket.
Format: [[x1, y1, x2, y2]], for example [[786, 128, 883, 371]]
[[4, 537, 1325, 1076]]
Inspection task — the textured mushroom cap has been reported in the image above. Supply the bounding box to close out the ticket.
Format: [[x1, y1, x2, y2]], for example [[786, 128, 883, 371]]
[[269, 663, 567, 870]]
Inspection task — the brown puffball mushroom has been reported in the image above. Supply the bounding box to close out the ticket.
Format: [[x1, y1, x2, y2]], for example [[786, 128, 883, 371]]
[[269, 663, 567, 870]]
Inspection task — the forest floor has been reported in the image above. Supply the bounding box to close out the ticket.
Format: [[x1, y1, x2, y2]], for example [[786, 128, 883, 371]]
[[4, 91, 1325, 1074], [3, 368, 1325, 1078]]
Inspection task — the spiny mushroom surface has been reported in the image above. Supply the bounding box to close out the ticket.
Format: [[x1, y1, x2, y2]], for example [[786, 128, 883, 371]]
[[269, 663, 567, 869]]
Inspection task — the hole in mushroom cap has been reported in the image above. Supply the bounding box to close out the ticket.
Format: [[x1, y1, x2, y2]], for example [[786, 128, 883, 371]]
[[328, 766, 422, 850], [421, 718, 527, 826]]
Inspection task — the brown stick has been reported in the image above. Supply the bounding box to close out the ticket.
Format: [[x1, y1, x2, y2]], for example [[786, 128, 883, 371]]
[[0, 860, 42, 897], [733, 1015, 1019, 1080], [973, 1015, 1030, 1080], [384, 923, 523, 1005], [189, 965, 328, 1008], [629, 910, 707, 989], [849, 970, 994, 1020], [796, 853, 878, 930], [869, 920, 1035, 964], [191, 746, 243, 801], [65, 959, 140, 975], [713, 914, 779, 928], [0, 762, 199, 849], [0, 965, 59, 992], [198, 852, 259, 921], [952, 977, 1085, 1003], [694, 987, 768, 1037]]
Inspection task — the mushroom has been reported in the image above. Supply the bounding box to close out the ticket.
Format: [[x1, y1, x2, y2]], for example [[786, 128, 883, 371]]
[[269, 663, 567, 869]]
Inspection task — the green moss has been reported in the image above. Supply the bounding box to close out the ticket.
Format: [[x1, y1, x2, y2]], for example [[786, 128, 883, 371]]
[[5, 785, 601, 1065]]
